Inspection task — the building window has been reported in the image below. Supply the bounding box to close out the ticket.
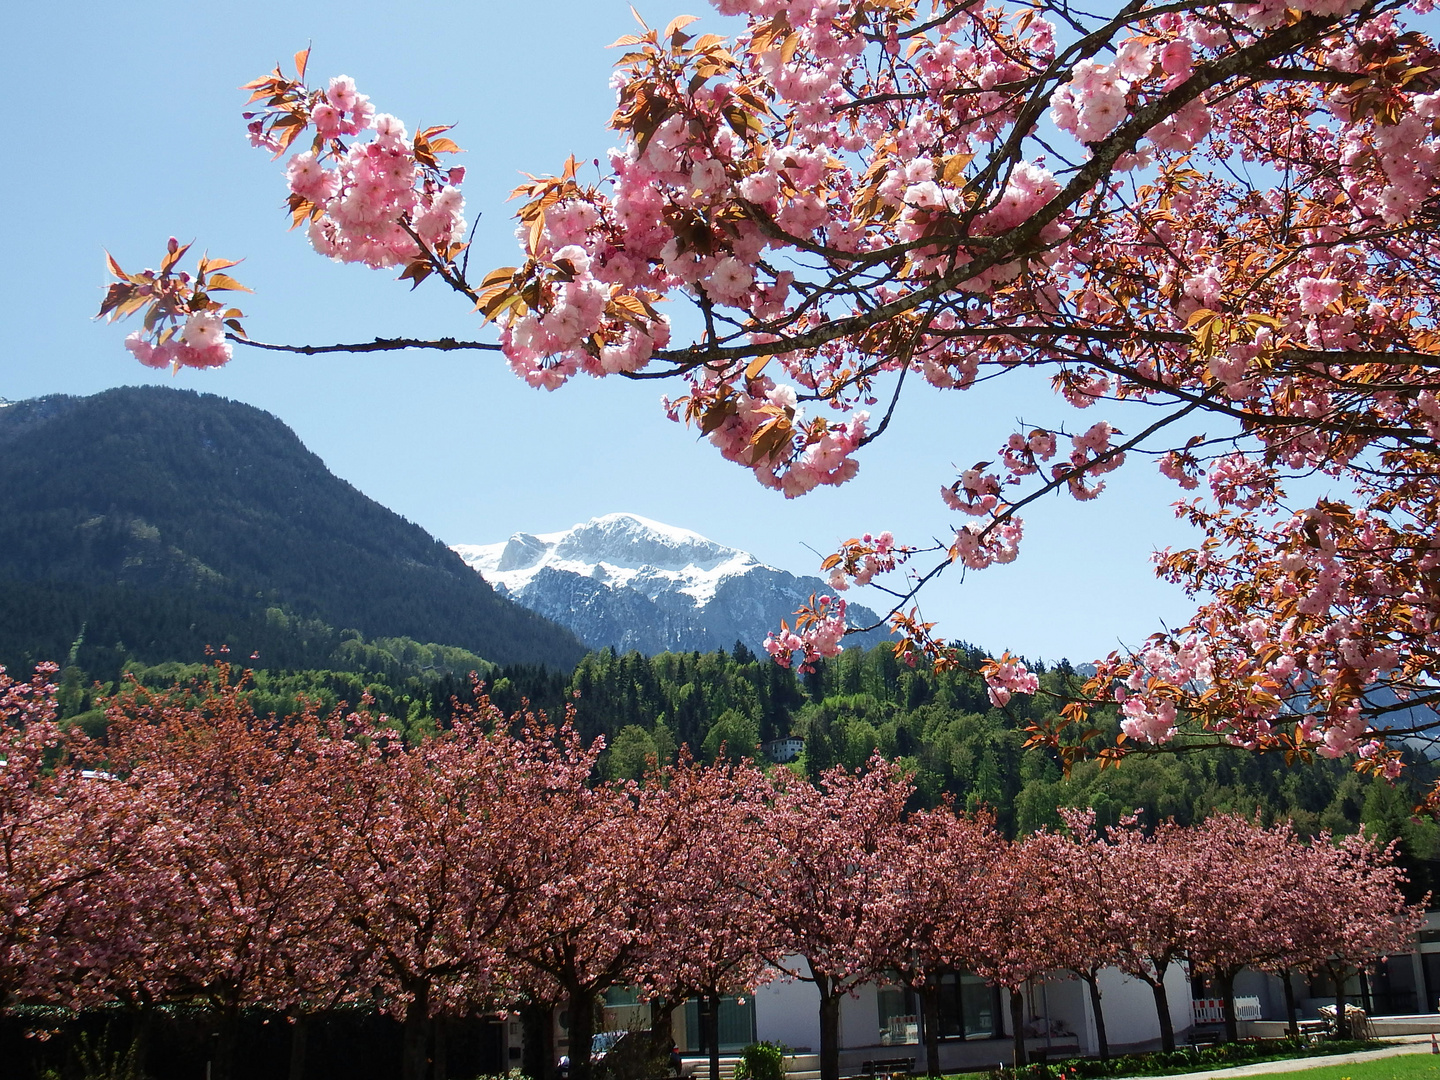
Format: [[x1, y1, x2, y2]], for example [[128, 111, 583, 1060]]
[[681, 995, 757, 1053], [877, 983, 918, 1045], [936, 973, 999, 1040], [600, 986, 650, 1034]]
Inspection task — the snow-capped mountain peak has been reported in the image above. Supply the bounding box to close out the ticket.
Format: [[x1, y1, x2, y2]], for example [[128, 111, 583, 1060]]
[[453, 513, 891, 655], [457, 513, 759, 605]]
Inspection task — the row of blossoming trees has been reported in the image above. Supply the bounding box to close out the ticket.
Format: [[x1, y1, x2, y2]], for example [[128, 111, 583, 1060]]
[[0, 664, 1423, 1080]]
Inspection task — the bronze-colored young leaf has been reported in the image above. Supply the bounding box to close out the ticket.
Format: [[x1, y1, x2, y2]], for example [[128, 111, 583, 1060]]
[[204, 274, 252, 293]]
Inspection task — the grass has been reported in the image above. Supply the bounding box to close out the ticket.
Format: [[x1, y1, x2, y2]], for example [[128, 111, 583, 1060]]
[[954, 1039, 1396, 1080], [1206, 1053, 1440, 1080]]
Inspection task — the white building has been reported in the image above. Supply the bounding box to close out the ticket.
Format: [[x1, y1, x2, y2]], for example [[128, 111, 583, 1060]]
[[569, 961, 1192, 1075], [765, 737, 805, 764]]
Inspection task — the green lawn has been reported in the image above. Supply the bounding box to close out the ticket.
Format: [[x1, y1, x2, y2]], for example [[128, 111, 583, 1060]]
[[1203, 1055, 1440, 1080], [958, 1043, 1439, 1080]]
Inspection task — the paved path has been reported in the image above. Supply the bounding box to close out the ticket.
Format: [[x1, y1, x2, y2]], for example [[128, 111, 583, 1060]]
[[1112, 1037, 1440, 1080]]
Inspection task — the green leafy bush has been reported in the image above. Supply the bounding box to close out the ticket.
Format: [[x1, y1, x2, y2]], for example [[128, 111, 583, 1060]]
[[735, 1041, 788, 1080]]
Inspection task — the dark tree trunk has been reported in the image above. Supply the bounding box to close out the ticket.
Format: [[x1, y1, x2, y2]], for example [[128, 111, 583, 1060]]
[[1282, 972, 1299, 1039], [1009, 988, 1027, 1068], [434, 1016, 449, 1080], [708, 996, 725, 1080], [133, 1003, 157, 1079], [650, 997, 678, 1068], [521, 1002, 556, 1080], [1219, 971, 1238, 1045], [1149, 973, 1175, 1053], [568, 988, 599, 1080], [1082, 974, 1108, 1061], [288, 1013, 309, 1080], [694, 997, 709, 1078], [212, 1004, 241, 1080], [920, 977, 942, 1078], [1334, 969, 1350, 1040], [819, 990, 842, 1080], [403, 984, 433, 1080]]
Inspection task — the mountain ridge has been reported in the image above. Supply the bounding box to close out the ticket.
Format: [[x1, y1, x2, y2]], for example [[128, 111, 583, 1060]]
[[455, 512, 894, 656], [0, 386, 586, 674]]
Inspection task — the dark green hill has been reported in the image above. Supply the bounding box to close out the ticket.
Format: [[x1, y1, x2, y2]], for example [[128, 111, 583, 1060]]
[[0, 386, 585, 674]]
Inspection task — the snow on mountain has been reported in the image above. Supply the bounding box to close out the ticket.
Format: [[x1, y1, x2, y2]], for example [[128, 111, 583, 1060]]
[[453, 513, 893, 656]]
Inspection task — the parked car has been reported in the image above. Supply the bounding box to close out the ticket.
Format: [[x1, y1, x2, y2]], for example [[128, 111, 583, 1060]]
[[559, 1031, 628, 1080], [560, 1031, 697, 1080]]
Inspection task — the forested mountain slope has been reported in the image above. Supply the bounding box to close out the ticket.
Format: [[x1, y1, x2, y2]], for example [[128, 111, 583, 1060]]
[[493, 644, 1430, 833], [0, 387, 585, 674]]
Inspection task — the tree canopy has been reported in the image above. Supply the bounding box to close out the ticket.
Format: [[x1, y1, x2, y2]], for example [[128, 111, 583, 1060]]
[[102, 0, 1440, 789], [1, 664, 1426, 1080]]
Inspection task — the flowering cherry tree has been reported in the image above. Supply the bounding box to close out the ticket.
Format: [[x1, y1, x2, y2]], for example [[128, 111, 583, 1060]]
[[758, 758, 914, 1080], [102, 0, 1440, 784], [95, 674, 352, 1080], [1174, 815, 1321, 1044], [1103, 818, 1194, 1053], [1288, 829, 1425, 1038], [1020, 812, 1128, 1061], [0, 666, 131, 1013], [501, 738, 699, 1080], [883, 805, 1005, 1077], [301, 698, 581, 1080], [634, 756, 777, 1080], [965, 835, 1065, 1068]]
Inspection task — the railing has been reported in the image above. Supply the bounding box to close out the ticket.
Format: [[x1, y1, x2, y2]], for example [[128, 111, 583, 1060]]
[[884, 1014, 918, 1045], [1192, 997, 1262, 1023]]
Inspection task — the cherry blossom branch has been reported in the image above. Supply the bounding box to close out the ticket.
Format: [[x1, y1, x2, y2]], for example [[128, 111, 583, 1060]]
[[397, 218, 480, 305], [642, 12, 1352, 384], [1279, 349, 1440, 369], [848, 402, 1202, 639]]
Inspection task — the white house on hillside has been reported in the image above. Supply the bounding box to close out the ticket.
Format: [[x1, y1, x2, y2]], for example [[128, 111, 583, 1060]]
[[764, 737, 805, 764]]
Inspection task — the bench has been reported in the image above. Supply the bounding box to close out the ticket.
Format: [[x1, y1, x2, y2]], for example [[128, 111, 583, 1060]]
[[860, 1057, 915, 1077]]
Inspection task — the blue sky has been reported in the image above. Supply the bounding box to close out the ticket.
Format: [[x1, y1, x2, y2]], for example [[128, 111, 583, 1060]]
[[1, 0, 1202, 665]]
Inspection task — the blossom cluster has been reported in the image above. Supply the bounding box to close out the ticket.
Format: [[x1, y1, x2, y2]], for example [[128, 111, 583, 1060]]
[[981, 654, 1040, 708], [267, 75, 468, 269], [124, 312, 230, 370], [1057, 421, 1125, 501], [824, 530, 897, 592], [472, 3, 1076, 496], [763, 595, 849, 672], [100, 241, 248, 371]]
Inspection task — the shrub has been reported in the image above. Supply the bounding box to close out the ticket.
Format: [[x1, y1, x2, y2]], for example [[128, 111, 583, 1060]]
[[735, 1041, 788, 1080]]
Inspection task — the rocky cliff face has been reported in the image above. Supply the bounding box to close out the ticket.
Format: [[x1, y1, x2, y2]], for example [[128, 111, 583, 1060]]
[[454, 513, 892, 655]]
